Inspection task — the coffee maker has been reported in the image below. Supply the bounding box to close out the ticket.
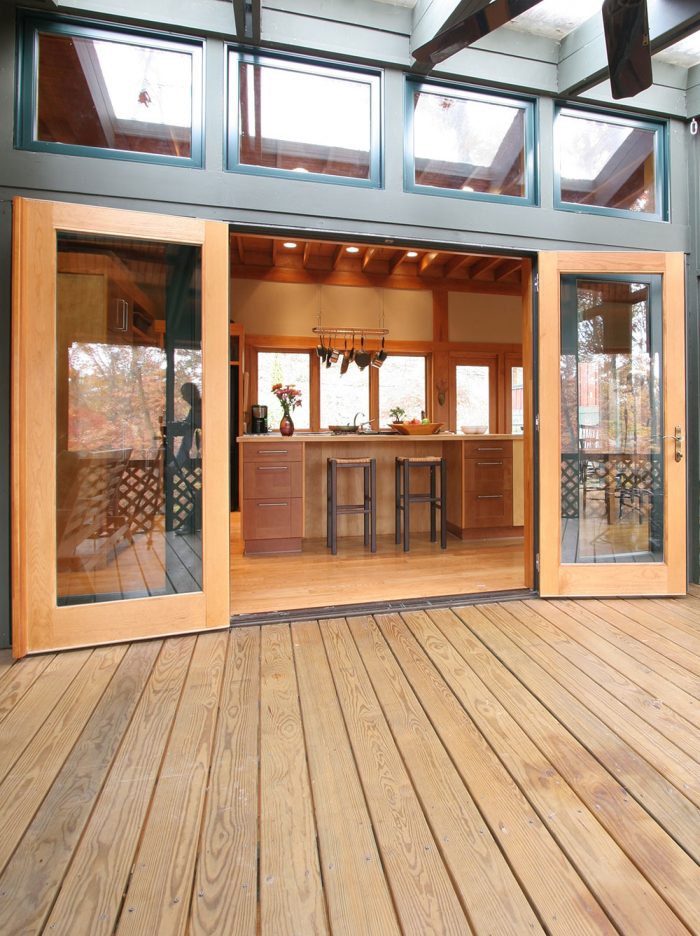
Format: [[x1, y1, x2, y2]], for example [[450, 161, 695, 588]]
[[251, 404, 268, 434]]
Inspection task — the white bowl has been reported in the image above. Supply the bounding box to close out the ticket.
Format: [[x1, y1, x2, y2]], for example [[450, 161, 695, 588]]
[[461, 425, 488, 434]]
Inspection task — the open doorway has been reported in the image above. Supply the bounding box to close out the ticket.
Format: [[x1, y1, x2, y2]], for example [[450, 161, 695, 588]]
[[228, 233, 533, 616]]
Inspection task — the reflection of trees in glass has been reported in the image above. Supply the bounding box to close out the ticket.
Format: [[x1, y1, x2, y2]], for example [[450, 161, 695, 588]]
[[378, 356, 426, 426], [456, 365, 489, 427], [68, 342, 167, 457]]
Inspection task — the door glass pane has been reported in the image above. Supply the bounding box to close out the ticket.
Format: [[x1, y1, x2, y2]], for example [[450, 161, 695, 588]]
[[56, 232, 202, 605], [560, 276, 663, 564], [456, 365, 490, 430]]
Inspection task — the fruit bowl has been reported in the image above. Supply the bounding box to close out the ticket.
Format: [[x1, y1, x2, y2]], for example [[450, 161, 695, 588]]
[[391, 422, 444, 435], [461, 425, 488, 434]]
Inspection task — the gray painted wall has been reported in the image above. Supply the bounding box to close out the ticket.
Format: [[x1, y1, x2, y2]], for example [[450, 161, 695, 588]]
[[0, 1, 696, 646]]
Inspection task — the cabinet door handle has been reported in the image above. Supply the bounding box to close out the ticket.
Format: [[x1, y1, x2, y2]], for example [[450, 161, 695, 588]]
[[256, 450, 288, 455], [115, 298, 129, 332], [256, 466, 288, 471], [259, 502, 288, 508], [477, 494, 503, 499], [476, 447, 504, 451], [476, 461, 503, 466]]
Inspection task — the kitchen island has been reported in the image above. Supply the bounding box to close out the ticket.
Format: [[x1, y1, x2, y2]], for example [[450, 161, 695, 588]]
[[238, 433, 524, 554]]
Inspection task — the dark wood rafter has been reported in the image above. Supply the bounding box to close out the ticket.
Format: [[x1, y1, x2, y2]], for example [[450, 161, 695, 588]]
[[470, 256, 504, 281], [494, 259, 523, 281], [445, 254, 474, 278], [362, 247, 377, 271], [419, 251, 440, 274]]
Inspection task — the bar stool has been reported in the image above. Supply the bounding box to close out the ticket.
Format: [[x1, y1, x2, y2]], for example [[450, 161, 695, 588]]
[[327, 457, 377, 556], [395, 456, 447, 552]]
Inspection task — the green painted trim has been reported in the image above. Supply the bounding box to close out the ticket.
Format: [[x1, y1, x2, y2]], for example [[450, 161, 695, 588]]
[[403, 75, 537, 207], [553, 102, 668, 223], [226, 47, 382, 189], [16, 11, 205, 169]]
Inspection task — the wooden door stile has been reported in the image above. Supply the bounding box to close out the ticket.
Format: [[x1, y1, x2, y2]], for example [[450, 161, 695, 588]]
[[353, 613, 544, 936], [114, 631, 227, 936], [258, 624, 329, 936], [292, 619, 401, 936], [383, 608, 615, 936], [190, 628, 260, 936], [44, 636, 194, 936], [320, 617, 472, 936], [0, 640, 160, 935], [449, 604, 700, 925]]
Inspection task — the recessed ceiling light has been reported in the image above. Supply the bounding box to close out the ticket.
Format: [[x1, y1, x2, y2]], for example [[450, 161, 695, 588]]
[[283, 241, 297, 249], [346, 246, 360, 253], [406, 251, 418, 258]]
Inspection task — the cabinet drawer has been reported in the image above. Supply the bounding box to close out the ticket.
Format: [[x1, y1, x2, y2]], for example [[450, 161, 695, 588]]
[[464, 457, 512, 493], [464, 491, 513, 527], [463, 439, 512, 458], [243, 497, 302, 540], [245, 443, 302, 463], [243, 461, 302, 498]]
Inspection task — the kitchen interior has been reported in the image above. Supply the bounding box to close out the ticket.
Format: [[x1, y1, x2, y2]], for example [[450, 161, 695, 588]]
[[229, 232, 532, 615]]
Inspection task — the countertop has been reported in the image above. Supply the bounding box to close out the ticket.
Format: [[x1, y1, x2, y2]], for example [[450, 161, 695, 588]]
[[238, 433, 522, 442]]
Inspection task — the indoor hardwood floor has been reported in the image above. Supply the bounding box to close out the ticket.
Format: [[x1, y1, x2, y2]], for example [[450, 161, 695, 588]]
[[0, 596, 698, 934], [230, 513, 526, 615]]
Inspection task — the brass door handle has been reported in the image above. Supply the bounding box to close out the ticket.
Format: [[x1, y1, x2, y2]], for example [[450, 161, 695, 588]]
[[663, 426, 684, 462]]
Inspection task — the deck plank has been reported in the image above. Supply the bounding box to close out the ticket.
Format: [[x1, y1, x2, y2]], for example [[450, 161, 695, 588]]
[[451, 604, 700, 929], [0, 653, 54, 725], [190, 628, 260, 936], [523, 600, 700, 760], [590, 599, 700, 676], [380, 609, 615, 936], [353, 614, 544, 936], [293, 619, 402, 936], [115, 631, 227, 936], [485, 601, 700, 853], [45, 636, 194, 936], [323, 617, 476, 936], [258, 624, 329, 936], [0, 648, 92, 784], [555, 599, 700, 708], [621, 599, 700, 654], [0, 641, 160, 935], [0, 645, 126, 878], [407, 608, 692, 936]]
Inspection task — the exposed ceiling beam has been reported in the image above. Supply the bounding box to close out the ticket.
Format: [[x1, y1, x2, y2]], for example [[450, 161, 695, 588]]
[[469, 256, 503, 280], [444, 254, 472, 277], [419, 251, 440, 274], [231, 0, 261, 40], [302, 242, 313, 268], [559, 0, 700, 96], [331, 245, 344, 270], [232, 0, 246, 36], [413, 0, 543, 67], [362, 247, 377, 271], [411, 1, 490, 57], [494, 259, 522, 280], [236, 237, 246, 265]]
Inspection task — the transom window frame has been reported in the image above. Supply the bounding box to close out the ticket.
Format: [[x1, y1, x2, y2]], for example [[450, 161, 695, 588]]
[[404, 76, 537, 207], [227, 48, 383, 189], [553, 102, 668, 223], [16, 12, 204, 168]]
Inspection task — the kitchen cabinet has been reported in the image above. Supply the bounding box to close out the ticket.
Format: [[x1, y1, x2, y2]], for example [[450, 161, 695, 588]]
[[57, 252, 156, 345], [241, 442, 303, 553], [463, 438, 513, 528]]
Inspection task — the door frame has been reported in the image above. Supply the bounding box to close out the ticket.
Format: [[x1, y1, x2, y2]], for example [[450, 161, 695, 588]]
[[12, 198, 230, 656], [537, 251, 686, 597]]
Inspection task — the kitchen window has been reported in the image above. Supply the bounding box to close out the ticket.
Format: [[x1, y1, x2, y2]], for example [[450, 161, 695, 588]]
[[555, 105, 667, 220], [228, 51, 381, 187], [378, 355, 427, 426], [405, 79, 536, 205], [17, 13, 203, 166], [256, 351, 311, 430]]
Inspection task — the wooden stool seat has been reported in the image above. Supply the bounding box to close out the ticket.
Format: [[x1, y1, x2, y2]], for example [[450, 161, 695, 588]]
[[395, 455, 447, 552], [327, 457, 377, 555]]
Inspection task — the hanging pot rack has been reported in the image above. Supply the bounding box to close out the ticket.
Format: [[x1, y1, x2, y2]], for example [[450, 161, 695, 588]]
[[312, 327, 388, 339]]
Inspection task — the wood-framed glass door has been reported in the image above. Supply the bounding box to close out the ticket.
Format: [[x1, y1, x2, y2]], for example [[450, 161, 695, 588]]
[[12, 198, 230, 655], [539, 252, 686, 596]]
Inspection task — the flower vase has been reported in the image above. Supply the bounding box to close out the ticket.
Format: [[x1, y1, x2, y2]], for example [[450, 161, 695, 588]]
[[279, 413, 294, 436]]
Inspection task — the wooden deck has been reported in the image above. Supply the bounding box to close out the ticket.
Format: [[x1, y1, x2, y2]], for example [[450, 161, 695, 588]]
[[0, 595, 699, 935]]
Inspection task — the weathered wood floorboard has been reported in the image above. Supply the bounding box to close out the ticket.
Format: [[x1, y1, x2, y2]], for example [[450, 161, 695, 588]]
[[0, 598, 697, 936]]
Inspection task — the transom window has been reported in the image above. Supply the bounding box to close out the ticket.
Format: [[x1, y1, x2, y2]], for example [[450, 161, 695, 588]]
[[406, 79, 535, 204], [555, 106, 667, 220], [228, 52, 381, 187], [17, 15, 203, 166]]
